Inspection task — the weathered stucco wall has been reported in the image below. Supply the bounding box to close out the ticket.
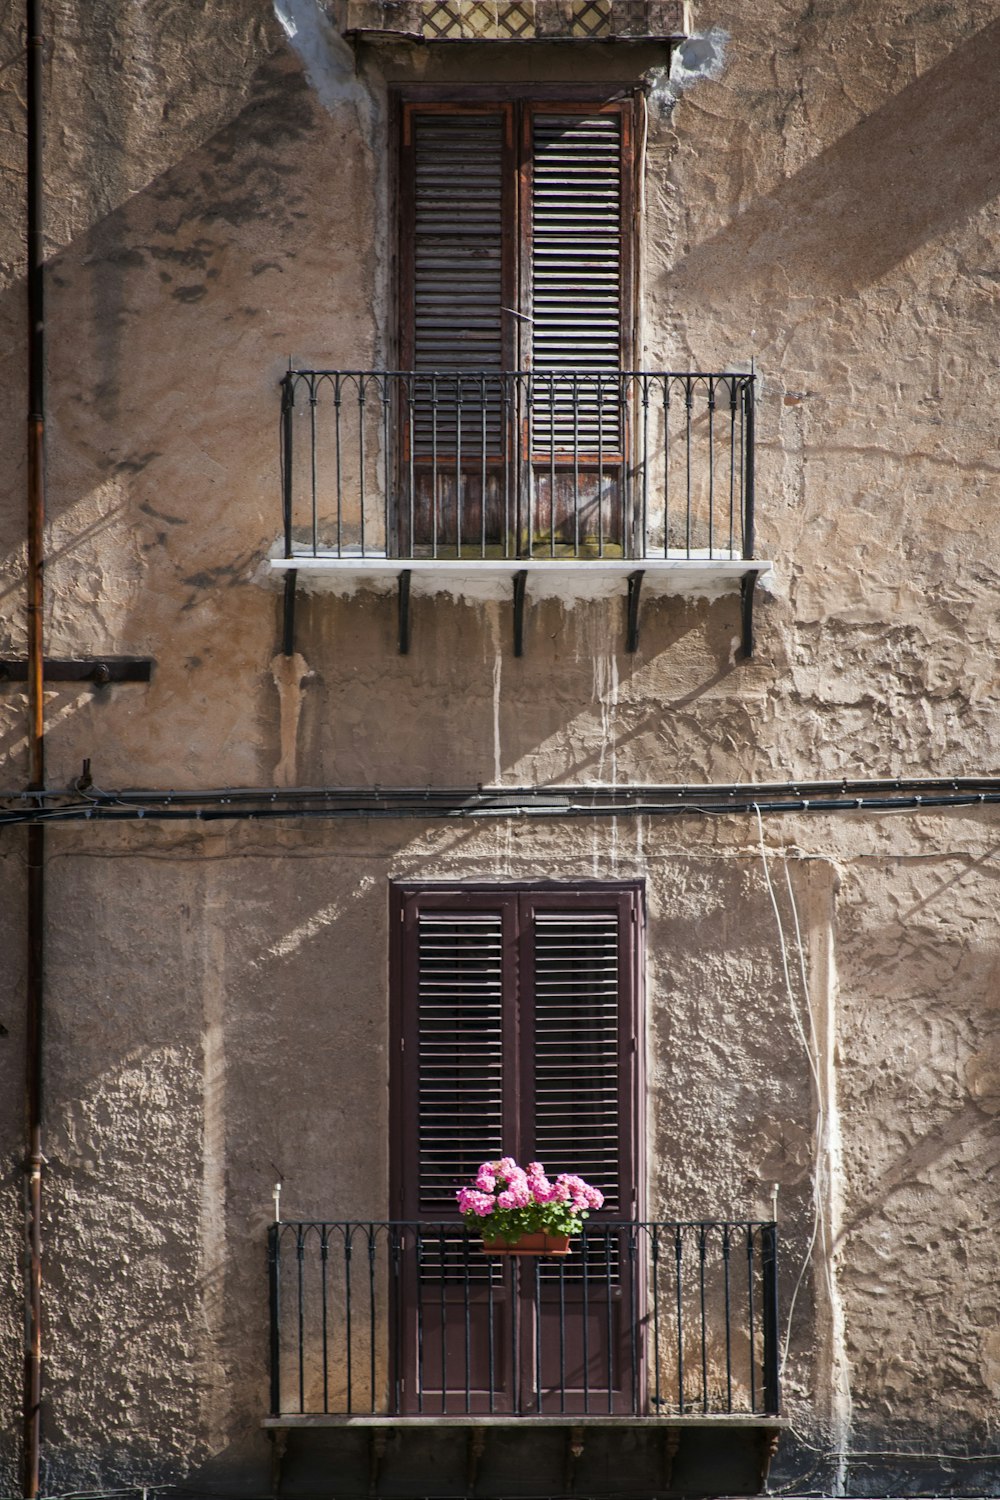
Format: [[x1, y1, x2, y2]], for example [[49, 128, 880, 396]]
[[0, 0, 998, 1495]]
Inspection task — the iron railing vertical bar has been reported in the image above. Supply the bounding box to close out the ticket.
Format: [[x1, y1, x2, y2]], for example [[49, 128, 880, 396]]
[[640, 375, 650, 558], [728, 378, 738, 555], [392, 1226, 403, 1416], [406, 377, 416, 558], [582, 1224, 591, 1415], [651, 1224, 661, 1413], [707, 377, 716, 556], [662, 378, 671, 558], [558, 1257, 567, 1415], [309, 384, 318, 554], [762, 1222, 780, 1415], [268, 1223, 281, 1416], [416, 1225, 425, 1414], [619, 374, 629, 558], [684, 375, 693, 556], [320, 1226, 330, 1413], [438, 1230, 448, 1415], [368, 1226, 377, 1414], [675, 1224, 685, 1414], [534, 1258, 543, 1413], [743, 375, 756, 561], [487, 1255, 496, 1413], [281, 373, 295, 560], [357, 380, 366, 558], [296, 1225, 306, 1414], [699, 1224, 709, 1413], [747, 1225, 757, 1413], [455, 376, 463, 557], [333, 375, 343, 557], [381, 375, 390, 560], [723, 1223, 732, 1412], [344, 1228, 353, 1413], [628, 1224, 638, 1415], [597, 373, 605, 558], [431, 377, 439, 560], [462, 1232, 472, 1414], [604, 1230, 614, 1415], [480, 373, 488, 559], [547, 373, 556, 557]]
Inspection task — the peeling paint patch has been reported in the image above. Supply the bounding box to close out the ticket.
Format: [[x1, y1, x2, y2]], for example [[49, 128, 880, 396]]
[[646, 26, 729, 114], [273, 0, 369, 115]]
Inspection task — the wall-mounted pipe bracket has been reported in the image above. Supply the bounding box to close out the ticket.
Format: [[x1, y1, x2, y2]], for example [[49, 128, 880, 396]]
[[0, 658, 153, 685]]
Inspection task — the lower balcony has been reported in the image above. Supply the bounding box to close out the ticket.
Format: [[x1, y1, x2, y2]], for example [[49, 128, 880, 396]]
[[269, 371, 773, 655], [264, 1220, 785, 1498]]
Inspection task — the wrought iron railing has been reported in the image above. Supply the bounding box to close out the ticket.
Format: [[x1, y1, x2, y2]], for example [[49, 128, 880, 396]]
[[279, 371, 756, 563], [268, 1220, 779, 1419]]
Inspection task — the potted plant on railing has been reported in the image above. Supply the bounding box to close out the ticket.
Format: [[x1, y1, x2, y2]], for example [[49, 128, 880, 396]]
[[457, 1157, 604, 1256]]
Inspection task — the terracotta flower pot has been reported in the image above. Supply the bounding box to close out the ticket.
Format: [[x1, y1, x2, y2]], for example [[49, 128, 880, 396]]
[[481, 1232, 571, 1256]]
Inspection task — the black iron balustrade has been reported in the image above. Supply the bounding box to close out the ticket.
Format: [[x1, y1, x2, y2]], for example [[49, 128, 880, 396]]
[[279, 371, 756, 563], [267, 1220, 779, 1420]]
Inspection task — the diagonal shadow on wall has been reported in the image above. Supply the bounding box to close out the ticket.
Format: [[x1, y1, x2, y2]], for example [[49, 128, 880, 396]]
[[671, 17, 1000, 302]]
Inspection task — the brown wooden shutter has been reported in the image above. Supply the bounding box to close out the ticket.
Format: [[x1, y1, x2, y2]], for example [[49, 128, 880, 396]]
[[392, 885, 641, 1222], [521, 888, 639, 1218], [528, 110, 625, 375], [401, 106, 513, 374]]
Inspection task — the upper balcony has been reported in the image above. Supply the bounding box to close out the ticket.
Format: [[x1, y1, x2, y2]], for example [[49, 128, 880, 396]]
[[269, 370, 772, 655]]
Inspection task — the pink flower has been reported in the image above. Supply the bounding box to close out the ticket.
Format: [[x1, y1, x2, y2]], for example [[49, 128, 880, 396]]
[[475, 1167, 497, 1192], [457, 1188, 496, 1218], [526, 1162, 556, 1203], [585, 1185, 604, 1210], [497, 1175, 531, 1209], [497, 1156, 519, 1179]]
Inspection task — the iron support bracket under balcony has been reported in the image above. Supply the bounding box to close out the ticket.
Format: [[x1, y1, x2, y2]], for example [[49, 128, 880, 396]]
[[741, 571, 759, 659]]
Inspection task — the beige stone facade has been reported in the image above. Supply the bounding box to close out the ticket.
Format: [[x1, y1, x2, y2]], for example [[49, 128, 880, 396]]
[[0, 1, 998, 1495]]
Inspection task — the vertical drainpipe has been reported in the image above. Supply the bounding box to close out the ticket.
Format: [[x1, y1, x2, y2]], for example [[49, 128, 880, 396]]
[[24, 1, 46, 1495]]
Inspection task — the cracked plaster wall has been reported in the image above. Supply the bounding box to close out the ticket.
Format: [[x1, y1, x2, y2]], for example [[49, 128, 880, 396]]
[[0, 1, 998, 1494]]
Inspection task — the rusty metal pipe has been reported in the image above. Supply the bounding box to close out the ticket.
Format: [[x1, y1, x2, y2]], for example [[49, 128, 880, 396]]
[[24, 1, 46, 1495]]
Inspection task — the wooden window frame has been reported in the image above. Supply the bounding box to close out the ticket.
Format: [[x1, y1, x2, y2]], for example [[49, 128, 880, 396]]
[[392, 87, 639, 375], [388, 880, 646, 1224]]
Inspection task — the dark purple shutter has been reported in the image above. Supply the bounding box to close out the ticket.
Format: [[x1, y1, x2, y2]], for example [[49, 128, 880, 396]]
[[392, 885, 640, 1220]]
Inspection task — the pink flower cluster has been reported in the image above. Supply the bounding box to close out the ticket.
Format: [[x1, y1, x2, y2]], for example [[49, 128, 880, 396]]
[[456, 1157, 604, 1218]]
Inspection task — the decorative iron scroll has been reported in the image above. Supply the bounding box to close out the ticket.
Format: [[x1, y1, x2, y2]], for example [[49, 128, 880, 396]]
[[343, 1, 690, 42]]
